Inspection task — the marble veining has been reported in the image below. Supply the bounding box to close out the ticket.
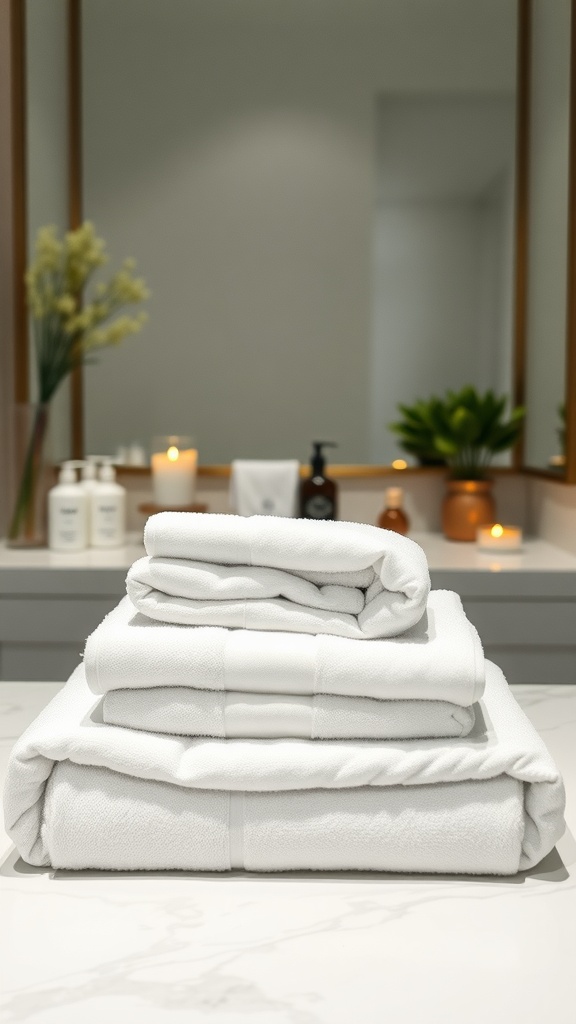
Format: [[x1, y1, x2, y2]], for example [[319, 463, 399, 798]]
[[0, 683, 575, 1024]]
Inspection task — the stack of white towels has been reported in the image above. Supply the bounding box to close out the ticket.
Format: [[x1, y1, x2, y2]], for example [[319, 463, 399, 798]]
[[4, 513, 566, 874]]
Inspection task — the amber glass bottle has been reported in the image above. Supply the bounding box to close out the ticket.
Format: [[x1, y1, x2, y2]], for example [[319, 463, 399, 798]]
[[377, 486, 409, 535]]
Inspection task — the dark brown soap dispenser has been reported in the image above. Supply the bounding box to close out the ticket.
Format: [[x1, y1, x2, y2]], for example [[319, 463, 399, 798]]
[[299, 442, 338, 520]]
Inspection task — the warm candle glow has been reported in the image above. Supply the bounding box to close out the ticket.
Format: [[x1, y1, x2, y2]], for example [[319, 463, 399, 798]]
[[392, 459, 408, 470], [477, 523, 522, 551], [151, 437, 198, 507]]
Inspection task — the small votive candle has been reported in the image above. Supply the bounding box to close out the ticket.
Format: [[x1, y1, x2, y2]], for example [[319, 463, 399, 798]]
[[477, 523, 523, 551], [151, 435, 198, 507]]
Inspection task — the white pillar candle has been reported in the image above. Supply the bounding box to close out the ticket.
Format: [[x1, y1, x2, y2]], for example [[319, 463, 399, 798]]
[[477, 523, 523, 551], [151, 445, 198, 507]]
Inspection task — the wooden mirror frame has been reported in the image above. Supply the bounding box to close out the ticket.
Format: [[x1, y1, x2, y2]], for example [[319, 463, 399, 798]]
[[6, 0, 576, 483], [514, 0, 576, 483]]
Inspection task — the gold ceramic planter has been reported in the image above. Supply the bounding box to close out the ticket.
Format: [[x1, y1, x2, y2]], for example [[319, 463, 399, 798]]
[[442, 479, 496, 542]]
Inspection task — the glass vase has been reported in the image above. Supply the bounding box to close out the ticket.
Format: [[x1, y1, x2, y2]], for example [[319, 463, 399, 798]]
[[7, 403, 51, 548]]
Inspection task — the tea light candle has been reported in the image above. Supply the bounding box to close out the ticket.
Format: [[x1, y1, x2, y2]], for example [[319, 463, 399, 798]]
[[477, 523, 523, 551], [151, 437, 198, 507]]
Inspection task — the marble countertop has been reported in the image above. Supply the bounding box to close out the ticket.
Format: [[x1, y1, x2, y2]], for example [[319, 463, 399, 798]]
[[414, 533, 576, 571], [0, 536, 146, 570], [2, 532, 576, 573], [0, 682, 575, 1023]]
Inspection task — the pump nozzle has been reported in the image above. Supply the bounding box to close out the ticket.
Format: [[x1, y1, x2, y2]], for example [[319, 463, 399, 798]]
[[59, 460, 86, 484], [310, 441, 338, 478], [98, 458, 117, 483]]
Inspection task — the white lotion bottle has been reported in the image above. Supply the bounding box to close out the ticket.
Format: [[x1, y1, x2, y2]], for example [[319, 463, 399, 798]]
[[90, 462, 126, 547], [80, 458, 100, 536], [48, 463, 88, 551]]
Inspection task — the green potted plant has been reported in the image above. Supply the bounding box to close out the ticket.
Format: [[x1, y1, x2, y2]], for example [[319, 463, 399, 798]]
[[389, 397, 447, 466], [432, 386, 524, 540]]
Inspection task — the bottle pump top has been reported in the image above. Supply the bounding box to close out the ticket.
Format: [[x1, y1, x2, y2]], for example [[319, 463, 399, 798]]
[[81, 460, 97, 482], [58, 460, 85, 485], [310, 441, 338, 477], [59, 463, 77, 485], [99, 460, 117, 483]]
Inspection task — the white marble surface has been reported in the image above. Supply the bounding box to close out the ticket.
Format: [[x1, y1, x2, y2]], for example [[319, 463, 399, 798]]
[[0, 683, 574, 1023], [0, 535, 145, 570], [413, 532, 576, 571], [2, 532, 576, 573]]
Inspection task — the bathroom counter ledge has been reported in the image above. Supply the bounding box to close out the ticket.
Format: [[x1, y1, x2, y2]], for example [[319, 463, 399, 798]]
[[2, 534, 576, 683], [1, 532, 576, 572], [0, 682, 575, 1024]]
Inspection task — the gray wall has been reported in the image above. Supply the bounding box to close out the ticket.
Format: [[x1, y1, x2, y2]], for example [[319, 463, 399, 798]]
[[81, 0, 517, 463]]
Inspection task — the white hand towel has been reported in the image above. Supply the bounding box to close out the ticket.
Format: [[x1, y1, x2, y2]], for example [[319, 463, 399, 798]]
[[230, 460, 300, 517], [102, 687, 476, 740], [4, 661, 565, 873], [127, 512, 430, 638], [84, 591, 485, 707]]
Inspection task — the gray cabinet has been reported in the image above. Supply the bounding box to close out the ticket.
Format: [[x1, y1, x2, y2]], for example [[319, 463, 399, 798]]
[[1, 538, 575, 683], [0, 542, 144, 681], [431, 569, 576, 684]]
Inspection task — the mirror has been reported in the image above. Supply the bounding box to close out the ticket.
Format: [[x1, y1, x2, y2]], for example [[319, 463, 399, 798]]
[[25, 0, 520, 465], [523, 0, 572, 473], [25, 0, 71, 463]]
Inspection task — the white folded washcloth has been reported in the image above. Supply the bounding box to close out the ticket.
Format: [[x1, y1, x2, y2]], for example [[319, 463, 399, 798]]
[[102, 687, 476, 740], [126, 512, 430, 638], [4, 661, 565, 873], [85, 591, 484, 706], [230, 460, 300, 517]]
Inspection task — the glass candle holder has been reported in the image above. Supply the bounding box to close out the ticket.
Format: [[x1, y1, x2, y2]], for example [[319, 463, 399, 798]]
[[151, 435, 198, 507], [476, 523, 523, 551]]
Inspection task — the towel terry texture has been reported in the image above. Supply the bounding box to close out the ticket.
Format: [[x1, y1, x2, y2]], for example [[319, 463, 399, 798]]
[[126, 513, 431, 638], [102, 687, 476, 740], [84, 591, 484, 707], [4, 661, 565, 873], [4, 513, 565, 876]]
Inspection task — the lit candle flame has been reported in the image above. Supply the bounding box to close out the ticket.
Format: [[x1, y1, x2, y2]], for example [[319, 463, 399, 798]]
[[167, 446, 180, 462], [392, 459, 407, 470], [490, 523, 504, 538]]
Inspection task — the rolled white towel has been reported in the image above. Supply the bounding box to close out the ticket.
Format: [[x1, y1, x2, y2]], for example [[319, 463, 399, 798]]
[[127, 512, 430, 639]]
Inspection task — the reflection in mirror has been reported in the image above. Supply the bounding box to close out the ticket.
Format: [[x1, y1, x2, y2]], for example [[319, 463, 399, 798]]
[[25, 0, 71, 462], [524, 0, 571, 472], [371, 95, 516, 463], [26, 0, 518, 465]]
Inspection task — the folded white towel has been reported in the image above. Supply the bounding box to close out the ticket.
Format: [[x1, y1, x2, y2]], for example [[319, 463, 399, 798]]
[[102, 687, 476, 740], [4, 661, 565, 873], [230, 460, 300, 517], [85, 591, 484, 707], [127, 512, 430, 638], [35, 763, 529, 874]]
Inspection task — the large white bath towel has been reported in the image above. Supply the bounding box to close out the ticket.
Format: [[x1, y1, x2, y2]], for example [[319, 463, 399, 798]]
[[127, 512, 430, 638], [4, 662, 564, 873], [102, 687, 476, 740], [84, 592, 484, 707]]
